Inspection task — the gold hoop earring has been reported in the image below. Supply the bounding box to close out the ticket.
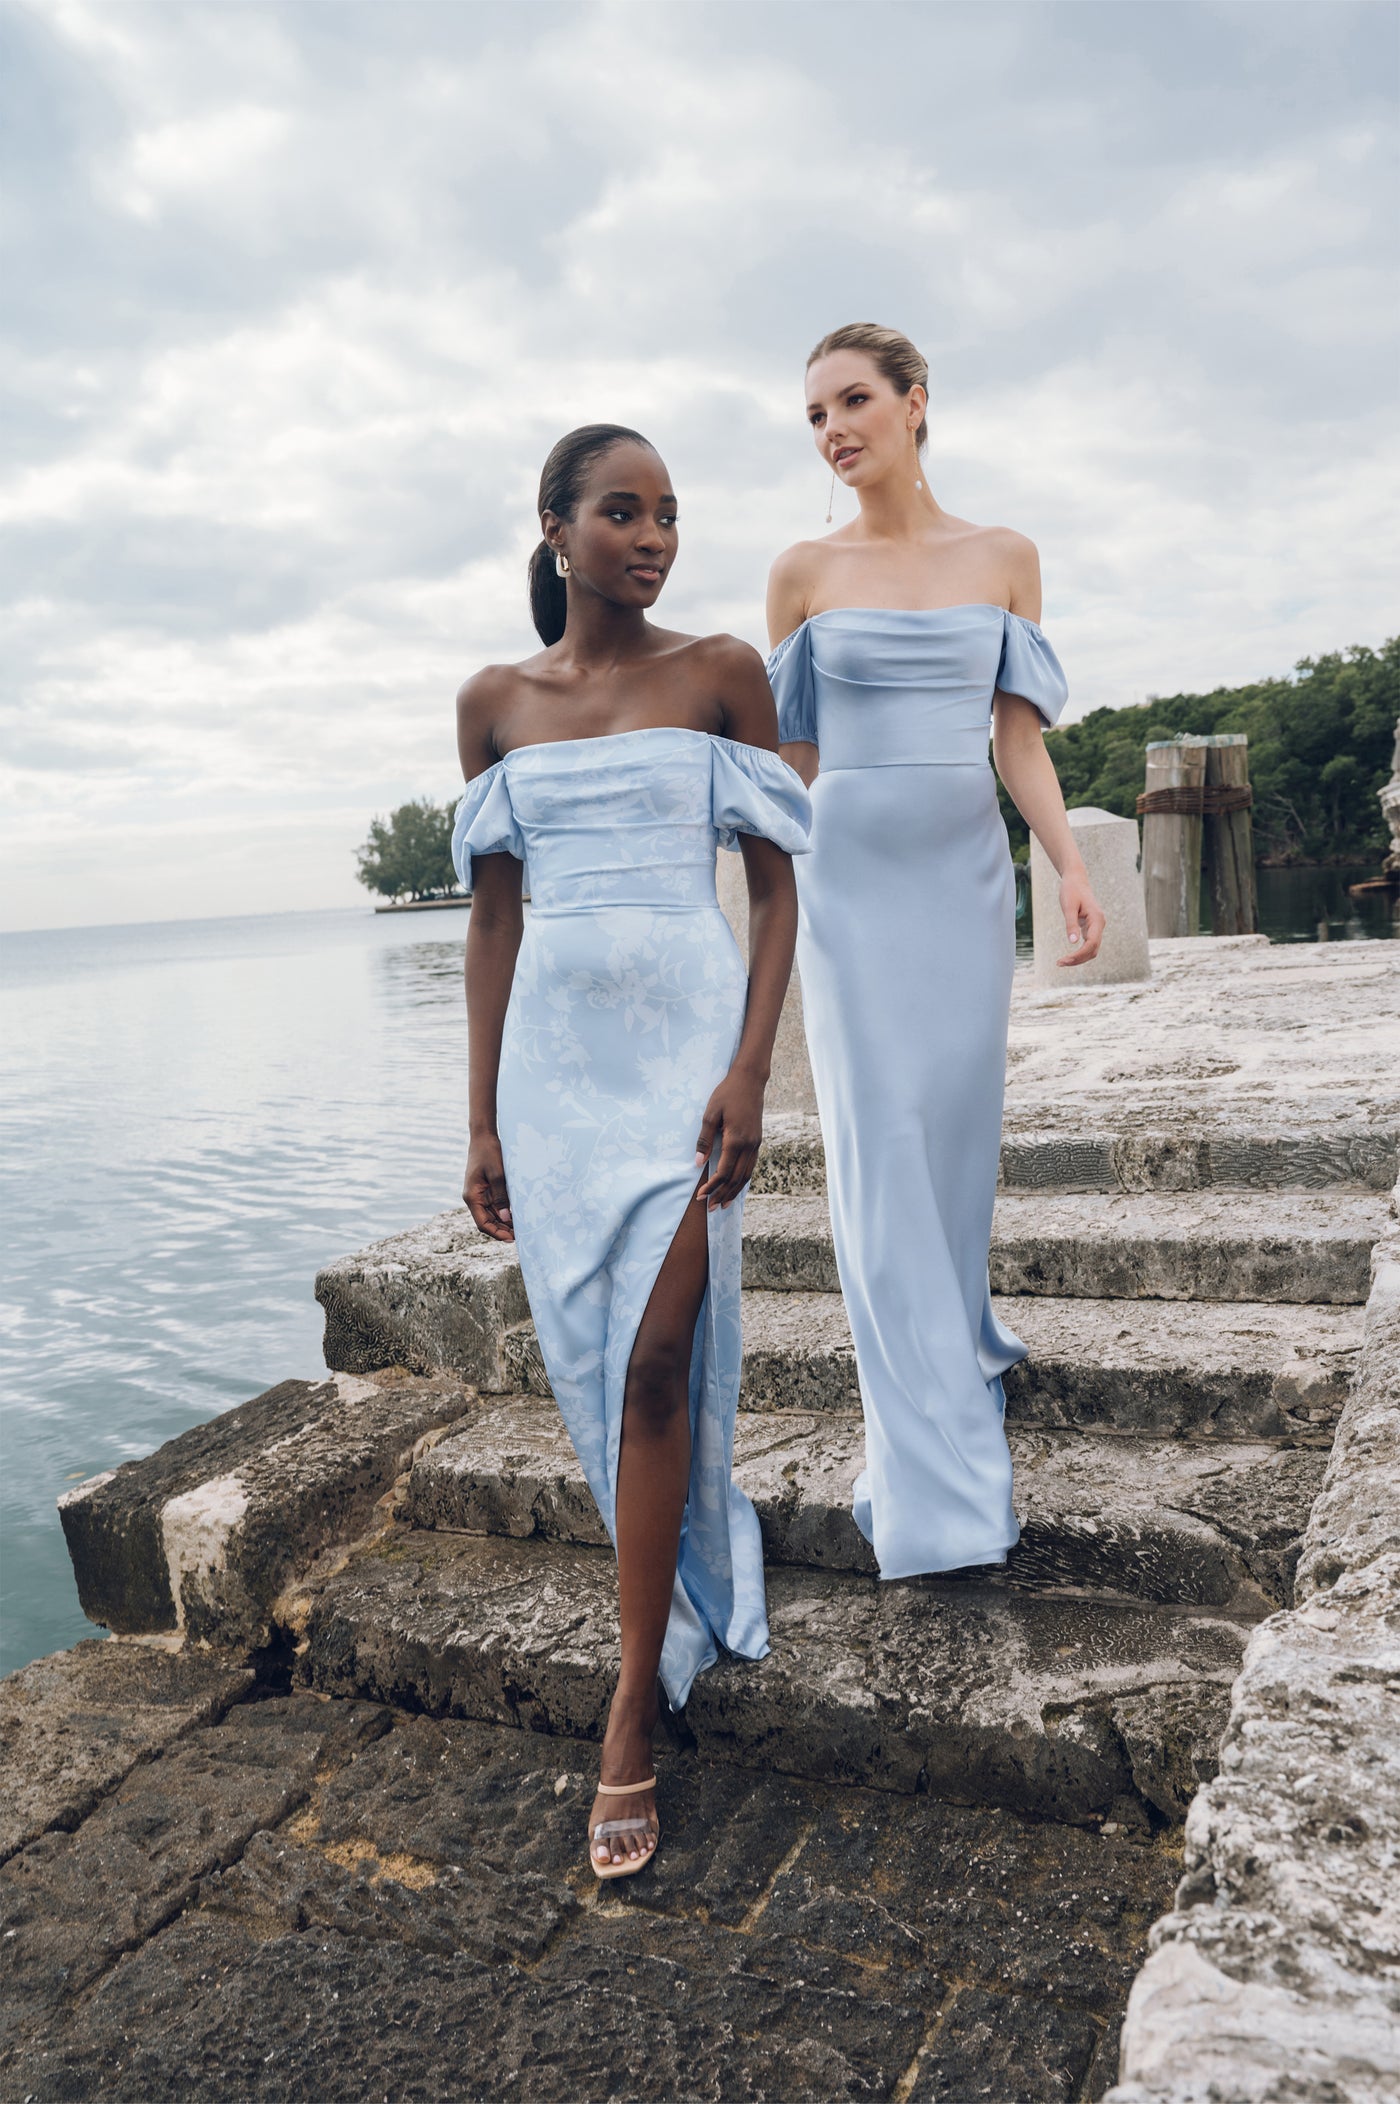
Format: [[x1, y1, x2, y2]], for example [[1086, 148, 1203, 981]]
[[825, 468, 836, 526], [555, 552, 570, 578]]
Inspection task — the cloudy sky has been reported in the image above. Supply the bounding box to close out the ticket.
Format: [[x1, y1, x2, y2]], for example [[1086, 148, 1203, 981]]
[[2, 0, 1396, 932]]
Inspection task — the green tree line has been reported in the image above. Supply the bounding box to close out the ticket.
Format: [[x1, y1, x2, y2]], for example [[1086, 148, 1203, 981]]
[[1000, 636, 1398, 866], [355, 796, 461, 901]]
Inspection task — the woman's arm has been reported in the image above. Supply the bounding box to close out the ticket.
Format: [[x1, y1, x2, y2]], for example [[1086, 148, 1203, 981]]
[[457, 668, 525, 1239], [992, 538, 1105, 966], [463, 852, 524, 1238], [693, 640, 802, 1208], [767, 545, 820, 788]]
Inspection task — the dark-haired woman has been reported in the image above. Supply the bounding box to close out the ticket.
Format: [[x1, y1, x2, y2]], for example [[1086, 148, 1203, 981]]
[[767, 324, 1105, 1583], [455, 425, 810, 1879]]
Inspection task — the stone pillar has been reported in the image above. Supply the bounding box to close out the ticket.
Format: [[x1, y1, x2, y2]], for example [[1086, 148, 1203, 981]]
[[715, 848, 816, 1113], [1030, 806, 1152, 988]]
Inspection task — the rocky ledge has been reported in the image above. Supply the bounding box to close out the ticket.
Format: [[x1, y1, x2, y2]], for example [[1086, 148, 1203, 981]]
[[5, 937, 1397, 2102]]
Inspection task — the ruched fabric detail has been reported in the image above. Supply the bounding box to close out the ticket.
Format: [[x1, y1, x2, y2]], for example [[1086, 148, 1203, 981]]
[[710, 735, 814, 855], [995, 611, 1069, 727], [451, 763, 525, 894], [765, 604, 1069, 763], [767, 623, 818, 747]]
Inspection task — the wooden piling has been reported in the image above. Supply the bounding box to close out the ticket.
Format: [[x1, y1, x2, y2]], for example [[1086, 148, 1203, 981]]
[[1202, 734, 1258, 936], [1140, 739, 1206, 938]]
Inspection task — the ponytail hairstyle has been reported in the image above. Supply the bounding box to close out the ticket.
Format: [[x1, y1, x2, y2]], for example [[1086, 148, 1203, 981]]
[[806, 323, 929, 450], [527, 421, 652, 645]]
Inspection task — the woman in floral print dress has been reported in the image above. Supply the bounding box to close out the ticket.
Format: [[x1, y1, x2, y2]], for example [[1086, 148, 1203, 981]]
[[454, 424, 810, 1878]]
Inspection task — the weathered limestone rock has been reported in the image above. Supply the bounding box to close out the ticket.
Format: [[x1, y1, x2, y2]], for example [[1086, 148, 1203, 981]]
[[647, 1289, 1358, 1440], [1009, 939, 1400, 1174], [464, 1287, 1362, 1443], [1105, 1562, 1400, 2104], [765, 1107, 1396, 1199], [301, 1527, 1247, 1822], [316, 1214, 528, 1382], [58, 1369, 473, 1648], [0, 1641, 251, 1867], [1295, 1240, 1400, 1600], [740, 1189, 1385, 1304], [1031, 805, 1152, 987], [1106, 1188, 1400, 2104], [0, 1694, 389, 2050], [407, 1395, 1324, 1611], [0, 1704, 1179, 2104], [1002, 1296, 1359, 1443]]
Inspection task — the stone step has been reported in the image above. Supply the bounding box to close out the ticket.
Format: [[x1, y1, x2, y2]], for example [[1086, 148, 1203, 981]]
[[756, 1110, 1398, 1197], [299, 1526, 1247, 1824], [742, 1191, 1384, 1305], [507, 1292, 1358, 1444], [404, 1397, 1325, 1613], [318, 1205, 1369, 1405]]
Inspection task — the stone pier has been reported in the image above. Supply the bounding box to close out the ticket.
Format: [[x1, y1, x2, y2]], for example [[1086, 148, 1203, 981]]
[[3, 938, 1397, 2101]]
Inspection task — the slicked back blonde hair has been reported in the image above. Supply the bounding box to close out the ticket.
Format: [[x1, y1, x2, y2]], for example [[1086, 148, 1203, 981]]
[[807, 323, 929, 450]]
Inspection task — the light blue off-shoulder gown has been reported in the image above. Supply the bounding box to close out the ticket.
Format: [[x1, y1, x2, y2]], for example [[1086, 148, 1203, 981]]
[[452, 727, 812, 1707], [767, 606, 1068, 1580]]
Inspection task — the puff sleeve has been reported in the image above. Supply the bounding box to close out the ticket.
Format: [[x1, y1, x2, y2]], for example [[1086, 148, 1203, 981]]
[[710, 737, 812, 856], [764, 622, 817, 747], [996, 613, 1068, 729], [451, 763, 525, 893]]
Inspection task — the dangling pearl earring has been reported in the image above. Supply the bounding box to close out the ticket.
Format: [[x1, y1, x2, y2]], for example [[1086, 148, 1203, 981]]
[[555, 552, 570, 578], [913, 435, 924, 493], [825, 468, 836, 526]]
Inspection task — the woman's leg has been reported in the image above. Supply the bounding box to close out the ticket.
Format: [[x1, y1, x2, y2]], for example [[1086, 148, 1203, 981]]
[[590, 1181, 709, 1868]]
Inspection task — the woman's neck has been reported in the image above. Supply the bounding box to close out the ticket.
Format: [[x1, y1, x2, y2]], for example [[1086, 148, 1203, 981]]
[[851, 467, 941, 544], [556, 595, 655, 672]]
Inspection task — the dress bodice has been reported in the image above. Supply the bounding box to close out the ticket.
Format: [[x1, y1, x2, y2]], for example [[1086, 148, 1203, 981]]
[[452, 726, 810, 911], [765, 605, 1068, 770]]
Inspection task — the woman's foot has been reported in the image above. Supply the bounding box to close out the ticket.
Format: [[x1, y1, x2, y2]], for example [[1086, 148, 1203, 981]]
[[589, 1701, 659, 1874]]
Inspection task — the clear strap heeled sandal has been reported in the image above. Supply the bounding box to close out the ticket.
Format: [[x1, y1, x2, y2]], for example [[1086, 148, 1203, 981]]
[[589, 1774, 660, 1881]]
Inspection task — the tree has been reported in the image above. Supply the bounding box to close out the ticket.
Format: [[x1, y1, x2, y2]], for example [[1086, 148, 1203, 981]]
[[999, 636, 1398, 867], [355, 796, 462, 901]]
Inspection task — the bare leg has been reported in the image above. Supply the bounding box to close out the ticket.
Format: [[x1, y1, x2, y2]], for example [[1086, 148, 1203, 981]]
[[589, 1181, 709, 1869]]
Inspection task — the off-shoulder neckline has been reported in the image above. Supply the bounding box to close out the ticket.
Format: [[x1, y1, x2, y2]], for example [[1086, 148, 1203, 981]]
[[467, 725, 785, 778], [804, 603, 1042, 627]]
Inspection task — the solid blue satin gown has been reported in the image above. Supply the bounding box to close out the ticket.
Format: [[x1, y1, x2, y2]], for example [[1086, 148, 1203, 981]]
[[452, 727, 812, 1706], [767, 606, 1068, 1579]]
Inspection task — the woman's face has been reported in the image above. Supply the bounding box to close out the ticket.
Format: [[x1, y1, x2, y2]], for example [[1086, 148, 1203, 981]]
[[544, 441, 678, 615], [805, 351, 924, 496]]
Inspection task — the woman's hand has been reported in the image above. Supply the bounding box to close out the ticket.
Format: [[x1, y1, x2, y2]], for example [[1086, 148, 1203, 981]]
[[464, 1131, 514, 1241], [694, 1066, 766, 1210], [1057, 867, 1107, 967]]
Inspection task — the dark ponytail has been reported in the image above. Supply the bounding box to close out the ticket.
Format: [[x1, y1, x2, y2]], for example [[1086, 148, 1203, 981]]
[[527, 421, 651, 645]]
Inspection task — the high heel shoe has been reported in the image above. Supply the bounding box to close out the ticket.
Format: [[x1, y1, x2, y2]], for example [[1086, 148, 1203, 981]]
[[589, 1775, 659, 1881]]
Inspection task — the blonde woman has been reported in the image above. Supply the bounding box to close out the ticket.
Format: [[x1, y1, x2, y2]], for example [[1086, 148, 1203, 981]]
[[766, 323, 1105, 1580]]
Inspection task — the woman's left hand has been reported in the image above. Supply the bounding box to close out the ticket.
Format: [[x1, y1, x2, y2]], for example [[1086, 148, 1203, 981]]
[[1058, 868, 1107, 966], [694, 1066, 766, 1210]]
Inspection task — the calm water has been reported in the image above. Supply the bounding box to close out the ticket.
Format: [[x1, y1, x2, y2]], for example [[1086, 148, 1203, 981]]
[[2, 868, 1393, 1677], [0, 907, 473, 1677]]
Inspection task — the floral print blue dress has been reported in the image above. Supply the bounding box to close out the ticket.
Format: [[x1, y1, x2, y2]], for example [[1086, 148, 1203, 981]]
[[452, 726, 811, 1707]]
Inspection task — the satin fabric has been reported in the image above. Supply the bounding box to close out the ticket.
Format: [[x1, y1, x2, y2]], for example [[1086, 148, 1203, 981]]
[[767, 605, 1068, 1579], [453, 726, 812, 1704]]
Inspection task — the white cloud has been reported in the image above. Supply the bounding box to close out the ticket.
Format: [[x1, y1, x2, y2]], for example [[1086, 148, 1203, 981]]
[[1, 0, 1395, 930]]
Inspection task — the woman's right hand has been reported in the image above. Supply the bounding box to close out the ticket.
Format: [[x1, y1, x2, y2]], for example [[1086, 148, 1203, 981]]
[[464, 1133, 514, 1242]]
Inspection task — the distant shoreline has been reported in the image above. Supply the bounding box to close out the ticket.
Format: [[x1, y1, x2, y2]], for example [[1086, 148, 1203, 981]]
[[371, 896, 469, 915]]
